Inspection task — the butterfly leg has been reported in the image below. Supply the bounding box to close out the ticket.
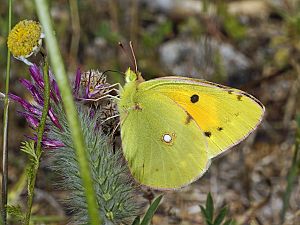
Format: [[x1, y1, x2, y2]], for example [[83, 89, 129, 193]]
[[77, 93, 120, 102], [105, 82, 121, 92], [111, 121, 120, 135], [99, 82, 121, 95], [100, 114, 119, 125], [87, 83, 122, 101], [91, 94, 120, 101]]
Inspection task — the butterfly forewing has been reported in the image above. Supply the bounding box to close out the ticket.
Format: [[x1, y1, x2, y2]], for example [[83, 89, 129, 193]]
[[139, 77, 265, 158]]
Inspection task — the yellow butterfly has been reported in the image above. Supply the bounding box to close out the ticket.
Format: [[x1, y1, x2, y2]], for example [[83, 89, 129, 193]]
[[117, 47, 265, 190]]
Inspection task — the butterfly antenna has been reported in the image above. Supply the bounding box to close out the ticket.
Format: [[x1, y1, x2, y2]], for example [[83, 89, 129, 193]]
[[102, 69, 125, 77], [129, 41, 138, 73], [118, 41, 138, 73]]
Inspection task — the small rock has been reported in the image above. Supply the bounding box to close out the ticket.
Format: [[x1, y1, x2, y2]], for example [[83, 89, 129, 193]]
[[187, 205, 200, 214], [159, 38, 251, 80]]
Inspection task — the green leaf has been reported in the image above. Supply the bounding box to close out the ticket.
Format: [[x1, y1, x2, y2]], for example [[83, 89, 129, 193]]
[[206, 193, 214, 222], [20, 141, 38, 164], [223, 219, 233, 225], [140, 195, 163, 225], [131, 216, 140, 225], [200, 205, 208, 218], [213, 207, 227, 225], [200, 205, 213, 225]]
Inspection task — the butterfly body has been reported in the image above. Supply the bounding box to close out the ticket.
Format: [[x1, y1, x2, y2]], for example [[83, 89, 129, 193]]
[[118, 69, 264, 189]]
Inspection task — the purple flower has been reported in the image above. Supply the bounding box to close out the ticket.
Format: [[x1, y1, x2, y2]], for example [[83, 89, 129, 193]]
[[17, 111, 40, 129], [10, 64, 63, 149], [29, 64, 44, 88], [73, 68, 81, 97], [11, 65, 115, 148], [29, 64, 61, 103], [25, 135, 64, 150], [9, 93, 42, 116]]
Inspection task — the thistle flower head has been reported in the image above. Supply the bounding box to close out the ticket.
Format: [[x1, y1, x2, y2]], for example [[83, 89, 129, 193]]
[[74, 69, 110, 99], [7, 20, 44, 65], [73, 69, 119, 133]]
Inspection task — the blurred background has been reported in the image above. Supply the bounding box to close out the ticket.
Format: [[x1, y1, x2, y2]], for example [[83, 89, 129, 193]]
[[1, 0, 300, 224]]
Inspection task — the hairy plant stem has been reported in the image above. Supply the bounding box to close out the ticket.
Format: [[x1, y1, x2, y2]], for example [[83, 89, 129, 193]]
[[34, 1, 102, 224], [1, 0, 12, 224], [24, 60, 50, 225]]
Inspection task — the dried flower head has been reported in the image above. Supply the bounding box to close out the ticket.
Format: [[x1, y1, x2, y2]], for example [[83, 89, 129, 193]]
[[7, 20, 44, 65], [75, 69, 110, 99], [74, 69, 119, 133]]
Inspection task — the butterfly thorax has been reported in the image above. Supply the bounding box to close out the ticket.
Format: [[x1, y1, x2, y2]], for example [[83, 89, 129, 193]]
[[118, 69, 144, 117]]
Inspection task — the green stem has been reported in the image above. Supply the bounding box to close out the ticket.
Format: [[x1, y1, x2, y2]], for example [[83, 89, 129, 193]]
[[34, 1, 102, 225], [36, 61, 50, 158], [24, 163, 39, 225], [1, 0, 12, 224], [280, 118, 300, 224], [24, 60, 50, 225]]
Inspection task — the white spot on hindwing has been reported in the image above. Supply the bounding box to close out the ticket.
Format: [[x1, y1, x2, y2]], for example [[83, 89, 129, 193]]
[[161, 132, 176, 146], [163, 134, 172, 143]]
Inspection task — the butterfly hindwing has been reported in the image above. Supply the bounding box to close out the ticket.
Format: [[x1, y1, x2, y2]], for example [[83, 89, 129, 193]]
[[120, 90, 209, 189]]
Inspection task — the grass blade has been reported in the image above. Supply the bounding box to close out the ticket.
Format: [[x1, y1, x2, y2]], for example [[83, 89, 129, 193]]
[[34, 1, 102, 224], [131, 216, 140, 225], [140, 195, 163, 225], [214, 207, 228, 225], [1, 0, 12, 224], [206, 192, 214, 222], [280, 114, 300, 223]]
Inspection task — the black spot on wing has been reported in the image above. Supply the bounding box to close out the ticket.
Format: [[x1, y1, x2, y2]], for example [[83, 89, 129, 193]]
[[190, 94, 199, 103], [185, 113, 193, 125], [204, 131, 211, 137], [237, 95, 243, 101], [217, 127, 223, 131]]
